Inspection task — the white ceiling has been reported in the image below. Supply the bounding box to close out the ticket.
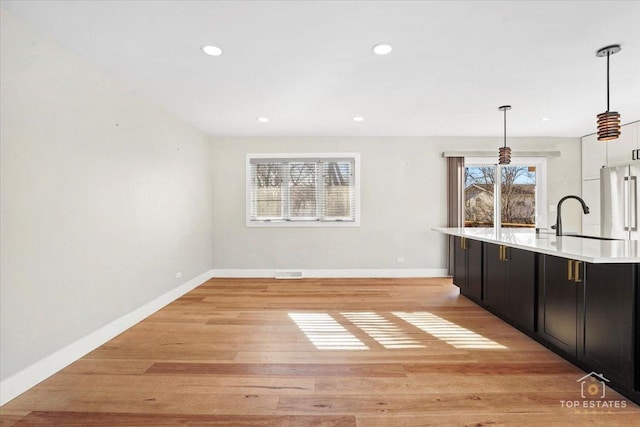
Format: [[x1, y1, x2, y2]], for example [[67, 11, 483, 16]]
[[2, 0, 639, 138]]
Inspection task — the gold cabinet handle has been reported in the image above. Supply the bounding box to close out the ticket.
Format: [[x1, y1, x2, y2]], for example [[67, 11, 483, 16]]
[[567, 260, 574, 281], [498, 245, 503, 260], [574, 261, 582, 283], [503, 246, 508, 262]]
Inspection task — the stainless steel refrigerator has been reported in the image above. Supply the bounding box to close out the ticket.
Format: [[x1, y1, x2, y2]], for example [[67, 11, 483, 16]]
[[600, 164, 640, 240]]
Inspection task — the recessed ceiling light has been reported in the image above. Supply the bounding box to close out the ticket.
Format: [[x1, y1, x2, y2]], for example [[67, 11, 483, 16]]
[[257, 117, 269, 123], [541, 117, 550, 121], [201, 45, 223, 56], [353, 116, 364, 122], [372, 43, 392, 55]]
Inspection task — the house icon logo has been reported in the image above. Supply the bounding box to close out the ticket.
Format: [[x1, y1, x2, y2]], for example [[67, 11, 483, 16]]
[[576, 372, 609, 399]]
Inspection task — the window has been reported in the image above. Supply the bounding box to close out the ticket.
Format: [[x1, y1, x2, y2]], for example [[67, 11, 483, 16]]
[[464, 157, 547, 229], [247, 153, 360, 226], [464, 164, 496, 227]]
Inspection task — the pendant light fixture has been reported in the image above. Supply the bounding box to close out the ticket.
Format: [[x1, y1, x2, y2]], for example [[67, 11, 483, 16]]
[[596, 44, 621, 141], [498, 105, 512, 165]]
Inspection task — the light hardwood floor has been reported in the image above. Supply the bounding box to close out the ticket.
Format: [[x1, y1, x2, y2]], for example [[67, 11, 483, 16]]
[[1, 277, 639, 426]]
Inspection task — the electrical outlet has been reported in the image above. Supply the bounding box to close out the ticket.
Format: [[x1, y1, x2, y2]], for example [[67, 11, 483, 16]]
[[549, 204, 557, 213], [396, 257, 405, 263], [176, 272, 182, 279]]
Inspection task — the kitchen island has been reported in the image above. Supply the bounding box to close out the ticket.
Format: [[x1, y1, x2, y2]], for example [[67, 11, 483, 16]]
[[435, 227, 640, 263], [435, 227, 640, 405]]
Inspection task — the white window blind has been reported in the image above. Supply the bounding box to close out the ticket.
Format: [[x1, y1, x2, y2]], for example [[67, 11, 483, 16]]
[[250, 162, 284, 220], [322, 161, 355, 221], [248, 154, 359, 226]]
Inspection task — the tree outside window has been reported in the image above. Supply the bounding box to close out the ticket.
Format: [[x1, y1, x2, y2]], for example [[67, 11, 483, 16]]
[[465, 165, 536, 228]]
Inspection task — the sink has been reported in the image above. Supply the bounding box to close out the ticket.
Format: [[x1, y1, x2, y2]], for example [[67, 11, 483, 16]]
[[562, 234, 621, 241]]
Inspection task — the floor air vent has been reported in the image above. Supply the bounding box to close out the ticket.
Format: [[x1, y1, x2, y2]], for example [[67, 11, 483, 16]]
[[275, 271, 303, 279]]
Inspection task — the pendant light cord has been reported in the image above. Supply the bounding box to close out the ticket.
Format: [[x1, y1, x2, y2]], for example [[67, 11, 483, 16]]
[[503, 108, 507, 148], [606, 51, 610, 112]]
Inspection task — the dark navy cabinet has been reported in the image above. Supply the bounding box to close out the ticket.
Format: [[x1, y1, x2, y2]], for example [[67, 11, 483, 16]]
[[538, 254, 580, 356], [484, 243, 536, 332], [580, 263, 636, 389], [453, 236, 482, 303]]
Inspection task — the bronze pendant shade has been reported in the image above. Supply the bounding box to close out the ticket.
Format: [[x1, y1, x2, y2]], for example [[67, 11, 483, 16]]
[[597, 111, 621, 141], [498, 105, 512, 165], [596, 45, 621, 141]]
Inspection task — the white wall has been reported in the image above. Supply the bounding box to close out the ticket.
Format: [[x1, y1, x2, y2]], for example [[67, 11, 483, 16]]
[[0, 10, 213, 382], [211, 136, 582, 273]]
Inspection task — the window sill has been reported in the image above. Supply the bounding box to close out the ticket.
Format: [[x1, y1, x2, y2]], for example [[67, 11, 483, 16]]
[[246, 220, 360, 228]]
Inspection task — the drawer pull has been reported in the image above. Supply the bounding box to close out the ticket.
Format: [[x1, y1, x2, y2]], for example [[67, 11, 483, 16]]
[[574, 261, 582, 283], [567, 259, 574, 281]]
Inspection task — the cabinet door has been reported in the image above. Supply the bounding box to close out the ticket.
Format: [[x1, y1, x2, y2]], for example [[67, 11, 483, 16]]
[[452, 237, 466, 289], [484, 243, 508, 315], [465, 239, 483, 301], [540, 255, 578, 356], [606, 122, 639, 167], [581, 263, 635, 388], [507, 247, 536, 331], [582, 133, 606, 180]]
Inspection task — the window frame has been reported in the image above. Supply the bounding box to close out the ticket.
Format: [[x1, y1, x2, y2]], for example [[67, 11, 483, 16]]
[[464, 156, 548, 230], [246, 153, 361, 227]]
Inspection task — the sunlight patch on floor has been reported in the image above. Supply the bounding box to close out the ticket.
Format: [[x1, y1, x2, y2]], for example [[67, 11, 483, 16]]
[[340, 312, 425, 349], [288, 313, 369, 350], [392, 311, 507, 349]]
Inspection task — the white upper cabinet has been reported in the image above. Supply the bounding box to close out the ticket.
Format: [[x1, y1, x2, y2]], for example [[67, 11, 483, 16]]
[[581, 178, 601, 233], [605, 122, 639, 167], [581, 133, 606, 180]]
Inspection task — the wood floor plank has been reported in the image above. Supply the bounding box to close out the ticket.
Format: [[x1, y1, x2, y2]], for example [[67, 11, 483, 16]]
[[278, 392, 638, 416], [2, 277, 638, 426], [276, 394, 490, 415], [144, 363, 407, 377], [11, 412, 356, 427], [38, 374, 315, 395], [402, 361, 580, 375], [315, 374, 583, 395], [232, 350, 471, 364], [58, 360, 154, 376], [356, 413, 640, 427], [4, 390, 279, 415], [85, 347, 237, 361], [205, 318, 295, 326], [0, 410, 29, 427]]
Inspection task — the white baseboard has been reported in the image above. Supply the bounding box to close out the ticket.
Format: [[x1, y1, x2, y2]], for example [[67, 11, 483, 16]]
[[0, 269, 214, 406], [212, 268, 448, 278]]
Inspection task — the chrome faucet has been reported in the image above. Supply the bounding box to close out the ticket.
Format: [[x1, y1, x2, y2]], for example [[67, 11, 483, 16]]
[[555, 195, 590, 236]]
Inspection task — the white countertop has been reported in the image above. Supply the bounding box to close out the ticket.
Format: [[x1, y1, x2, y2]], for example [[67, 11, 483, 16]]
[[433, 227, 640, 263]]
